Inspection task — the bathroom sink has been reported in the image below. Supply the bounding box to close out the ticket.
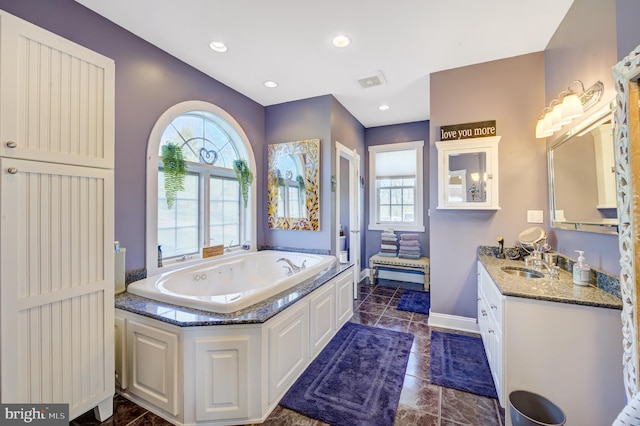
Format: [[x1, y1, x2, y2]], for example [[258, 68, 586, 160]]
[[501, 266, 544, 279]]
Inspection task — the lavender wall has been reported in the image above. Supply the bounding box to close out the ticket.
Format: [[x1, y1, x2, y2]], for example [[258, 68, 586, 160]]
[[264, 96, 332, 251], [543, 0, 621, 274], [616, 0, 640, 61], [264, 95, 366, 258], [429, 53, 547, 319], [330, 97, 366, 265], [364, 122, 430, 263], [1, 0, 266, 271]]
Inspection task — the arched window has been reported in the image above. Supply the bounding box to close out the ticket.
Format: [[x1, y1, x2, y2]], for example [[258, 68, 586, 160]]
[[146, 101, 256, 274]]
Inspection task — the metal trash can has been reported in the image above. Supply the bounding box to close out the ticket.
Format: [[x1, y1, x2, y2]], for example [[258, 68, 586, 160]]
[[509, 390, 566, 426]]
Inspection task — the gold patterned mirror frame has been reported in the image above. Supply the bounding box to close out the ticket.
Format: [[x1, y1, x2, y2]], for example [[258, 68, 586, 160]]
[[613, 44, 640, 422], [267, 139, 320, 231]]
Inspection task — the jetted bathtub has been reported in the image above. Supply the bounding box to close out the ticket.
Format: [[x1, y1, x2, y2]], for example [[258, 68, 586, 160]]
[[127, 250, 336, 313]]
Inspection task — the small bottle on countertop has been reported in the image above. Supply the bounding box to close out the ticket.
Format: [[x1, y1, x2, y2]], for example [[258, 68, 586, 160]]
[[572, 250, 590, 286]]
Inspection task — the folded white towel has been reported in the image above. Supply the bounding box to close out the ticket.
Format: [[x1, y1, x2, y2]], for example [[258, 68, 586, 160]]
[[381, 244, 397, 250]]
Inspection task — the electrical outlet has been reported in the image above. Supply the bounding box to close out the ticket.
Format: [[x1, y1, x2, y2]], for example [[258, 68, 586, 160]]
[[527, 210, 543, 223]]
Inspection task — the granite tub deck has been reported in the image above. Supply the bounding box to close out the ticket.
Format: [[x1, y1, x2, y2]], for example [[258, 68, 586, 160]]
[[478, 254, 622, 310], [115, 261, 353, 326]]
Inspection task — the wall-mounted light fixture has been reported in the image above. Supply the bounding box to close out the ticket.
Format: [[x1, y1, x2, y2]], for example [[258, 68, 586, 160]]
[[535, 80, 604, 138]]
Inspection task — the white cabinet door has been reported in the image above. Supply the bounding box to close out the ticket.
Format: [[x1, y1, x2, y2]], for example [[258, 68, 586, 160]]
[[0, 10, 114, 168], [476, 262, 504, 405], [267, 302, 309, 404], [309, 282, 335, 358], [127, 320, 179, 416], [0, 158, 114, 416], [335, 271, 354, 329], [195, 336, 251, 422], [114, 316, 127, 390]]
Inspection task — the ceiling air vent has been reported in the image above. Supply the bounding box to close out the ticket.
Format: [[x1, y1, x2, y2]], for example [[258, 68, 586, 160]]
[[356, 70, 387, 89]]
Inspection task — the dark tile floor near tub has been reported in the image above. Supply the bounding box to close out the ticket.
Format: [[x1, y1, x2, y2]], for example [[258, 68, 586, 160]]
[[73, 278, 505, 426]]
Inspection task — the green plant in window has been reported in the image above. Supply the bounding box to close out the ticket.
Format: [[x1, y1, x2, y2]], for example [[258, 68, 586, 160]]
[[233, 159, 254, 208], [161, 142, 186, 209], [276, 169, 285, 187], [296, 174, 306, 194]]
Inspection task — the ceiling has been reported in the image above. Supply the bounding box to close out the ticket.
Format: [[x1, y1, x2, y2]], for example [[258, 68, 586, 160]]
[[75, 0, 573, 128]]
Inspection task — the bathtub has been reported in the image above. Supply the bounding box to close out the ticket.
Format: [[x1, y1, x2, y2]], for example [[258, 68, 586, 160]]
[[127, 250, 336, 314]]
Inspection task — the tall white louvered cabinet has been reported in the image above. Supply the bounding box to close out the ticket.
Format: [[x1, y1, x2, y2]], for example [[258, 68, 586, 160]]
[[0, 10, 116, 421]]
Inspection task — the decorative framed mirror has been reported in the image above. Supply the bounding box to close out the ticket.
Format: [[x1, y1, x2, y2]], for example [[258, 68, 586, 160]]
[[267, 139, 320, 231], [612, 44, 640, 422]]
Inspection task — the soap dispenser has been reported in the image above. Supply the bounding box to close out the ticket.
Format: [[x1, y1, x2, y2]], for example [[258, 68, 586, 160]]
[[573, 250, 590, 286]]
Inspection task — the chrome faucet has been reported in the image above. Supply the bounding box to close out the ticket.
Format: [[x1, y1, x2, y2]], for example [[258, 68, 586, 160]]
[[277, 257, 306, 273], [534, 258, 560, 279]]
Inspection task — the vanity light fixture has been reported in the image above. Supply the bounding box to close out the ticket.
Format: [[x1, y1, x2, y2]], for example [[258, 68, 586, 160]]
[[332, 33, 351, 48], [263, 80, 278, 88], [535, 80, 604, 138], [208, 41, 228, 53]]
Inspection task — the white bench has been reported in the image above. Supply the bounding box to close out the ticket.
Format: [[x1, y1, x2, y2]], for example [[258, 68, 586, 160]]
[[369, 254, 430, 291]]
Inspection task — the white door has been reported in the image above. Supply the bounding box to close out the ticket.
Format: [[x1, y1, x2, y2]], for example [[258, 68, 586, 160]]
[[335, 142, 361, 296]]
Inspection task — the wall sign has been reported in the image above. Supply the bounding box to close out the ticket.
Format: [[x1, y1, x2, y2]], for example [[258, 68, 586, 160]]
[[440, 120, 497, 141]]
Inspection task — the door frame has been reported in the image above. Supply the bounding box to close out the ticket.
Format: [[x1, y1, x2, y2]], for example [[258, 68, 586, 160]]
[[335, 141, 361, 297]]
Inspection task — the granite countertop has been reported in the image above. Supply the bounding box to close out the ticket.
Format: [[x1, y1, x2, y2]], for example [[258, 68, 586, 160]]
[[478, 254, 622, 310], [115, 261, 354, 327]]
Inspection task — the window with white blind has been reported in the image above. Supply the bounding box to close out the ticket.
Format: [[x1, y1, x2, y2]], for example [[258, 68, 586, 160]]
[[368, 141, 425, 232]]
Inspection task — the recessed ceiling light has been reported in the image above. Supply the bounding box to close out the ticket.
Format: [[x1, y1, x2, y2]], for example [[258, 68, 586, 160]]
[[378, 104, 390, 111], [209, 41, 228, 53], [264, 80, 278, 88], [332, 34, 351, 48]]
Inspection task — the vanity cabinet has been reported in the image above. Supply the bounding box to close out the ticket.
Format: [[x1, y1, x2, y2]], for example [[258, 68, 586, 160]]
[[436, 137, 500, 209], [476, 264, 503, 400], [477, 262, 624, 425]]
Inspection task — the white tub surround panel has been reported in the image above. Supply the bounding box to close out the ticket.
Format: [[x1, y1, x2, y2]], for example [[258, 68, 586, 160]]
[[115, 268, 353, 425], [0, 10, 115, 421]]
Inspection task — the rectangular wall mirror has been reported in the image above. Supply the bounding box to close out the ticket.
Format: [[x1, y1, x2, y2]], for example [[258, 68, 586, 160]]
[[548, 101, 618, 234], [267, 139, 320, 231]]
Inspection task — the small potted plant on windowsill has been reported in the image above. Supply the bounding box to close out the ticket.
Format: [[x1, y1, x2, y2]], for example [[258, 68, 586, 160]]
[[233, 159, 254, 208], [161, 142, 186, 209]]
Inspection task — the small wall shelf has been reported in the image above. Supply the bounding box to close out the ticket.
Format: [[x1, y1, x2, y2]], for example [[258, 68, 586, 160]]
[[436, 136, 501, 210]]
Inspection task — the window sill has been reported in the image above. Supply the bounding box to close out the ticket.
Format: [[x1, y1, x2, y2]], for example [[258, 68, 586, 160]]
[[149, 247, 249, 276], [368, 223, 425, 233]]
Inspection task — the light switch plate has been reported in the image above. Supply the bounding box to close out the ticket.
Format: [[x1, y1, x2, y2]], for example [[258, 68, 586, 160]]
[[527, 210, 544, 223]]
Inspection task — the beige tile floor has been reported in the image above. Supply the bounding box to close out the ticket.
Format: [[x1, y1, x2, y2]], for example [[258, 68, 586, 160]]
[[73, 279, 505, 426]]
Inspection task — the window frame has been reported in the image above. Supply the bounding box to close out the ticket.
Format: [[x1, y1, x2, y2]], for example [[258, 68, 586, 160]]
[[146, 101, 256, 275], [368, 141, 425, 232]]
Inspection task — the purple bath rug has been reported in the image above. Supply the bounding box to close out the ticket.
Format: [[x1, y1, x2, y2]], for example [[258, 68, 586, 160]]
[[279, 322, 413, 426], [430, 330, 498, 399], [396, 290, 430, 315]]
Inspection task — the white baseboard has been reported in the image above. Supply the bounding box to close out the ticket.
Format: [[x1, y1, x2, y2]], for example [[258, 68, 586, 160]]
[[428, 312, 479, 334]]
